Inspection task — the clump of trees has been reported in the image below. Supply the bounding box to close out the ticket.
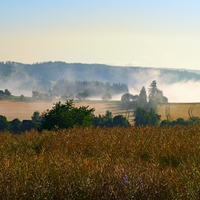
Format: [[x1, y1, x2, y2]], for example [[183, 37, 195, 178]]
[[160, 116, 200, 126], [0, 89, 12, 100], [134, 107, 161, 126], [120, 80, 168, 126], [93, 111, 130, 128], [40, 100, 95, 130], [0, 112, 41, 133], [121, 80, 168, 111], [41, 100, 130, 130]]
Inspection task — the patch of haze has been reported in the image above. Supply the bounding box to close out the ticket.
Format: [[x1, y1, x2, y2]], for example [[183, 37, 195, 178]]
[[126, 68, 200, 102], [159, 81, 200, 103], [127, 68, 161, 91], [0, 67, 37, 96]]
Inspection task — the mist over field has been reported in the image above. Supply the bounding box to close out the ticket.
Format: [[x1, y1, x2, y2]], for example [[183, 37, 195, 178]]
[[1, 61, 200, 102]]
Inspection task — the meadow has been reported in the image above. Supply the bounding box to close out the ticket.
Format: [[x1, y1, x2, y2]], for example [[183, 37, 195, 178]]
[[0, 126, 200, 199]]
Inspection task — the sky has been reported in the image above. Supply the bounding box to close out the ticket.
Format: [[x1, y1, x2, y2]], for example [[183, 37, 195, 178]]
[[1, 0, 200, 69]]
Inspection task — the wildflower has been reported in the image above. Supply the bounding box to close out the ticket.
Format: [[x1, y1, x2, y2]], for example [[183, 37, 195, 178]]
[[140, 177, 145, 183], [122, 175, 127, 183], [123, 175, 127, 179]]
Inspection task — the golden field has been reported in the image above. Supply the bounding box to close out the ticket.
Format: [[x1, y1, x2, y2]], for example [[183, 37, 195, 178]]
[[0, 126, 200, 199], [0, 100, 200, 122], [0, 100, 127, 121]]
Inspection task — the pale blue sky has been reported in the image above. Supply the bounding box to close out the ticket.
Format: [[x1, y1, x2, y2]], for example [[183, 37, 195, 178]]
[[1, 0, 200, 69]]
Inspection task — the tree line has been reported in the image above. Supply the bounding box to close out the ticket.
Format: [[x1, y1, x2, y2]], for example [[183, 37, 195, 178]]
[[32, 81, 128, 101], [0, 100, 130, 133]]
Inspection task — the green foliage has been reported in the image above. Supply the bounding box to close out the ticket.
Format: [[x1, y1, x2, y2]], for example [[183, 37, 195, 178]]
[[10, 118, 22, 134], [0, 115, 10, 131], [41, 100, 95, 130], [113, 115, 130, 127], [93, 111, 113, 127], [134, 107, 161, 126], [93, 111, 130, 128], [161, 117, 200, 127]]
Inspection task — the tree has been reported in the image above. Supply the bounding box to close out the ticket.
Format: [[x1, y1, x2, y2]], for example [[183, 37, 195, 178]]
[[121, 93, 138, 110], [137, 86, 147, 109], [20, 94, 26, 101], [0, 115, 10, 131], [134, 107, 161, 126], [10, 118, 22, 133], [31, 111, 43, 122], [93, 111, 113, 127], [121, 93, 138, 102], [148, 80, 158, 99], [113, 115, 130, 127], [4, 89, 11, 96], [40, 100, 95, 130], [93, 111, 130, 128], [148, 80, 168, 110]]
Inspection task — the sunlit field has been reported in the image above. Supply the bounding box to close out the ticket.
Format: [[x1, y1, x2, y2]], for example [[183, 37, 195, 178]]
[[1, 100, 200, 124], [0, 126, 200, 199], [157, 103, 200, 121], [0, 100, 125, 121]]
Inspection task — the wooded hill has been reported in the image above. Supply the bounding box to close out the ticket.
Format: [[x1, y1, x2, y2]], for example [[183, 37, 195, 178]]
[[1, 61, 200, 95]]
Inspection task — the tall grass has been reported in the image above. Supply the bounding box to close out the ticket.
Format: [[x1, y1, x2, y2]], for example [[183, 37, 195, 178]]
[[0, 126, 200, 199]]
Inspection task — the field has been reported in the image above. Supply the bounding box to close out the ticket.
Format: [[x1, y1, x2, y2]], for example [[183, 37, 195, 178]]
[[0, 126, 200, 199], [157, 103, 200, 121], [0, 100, 129, 121], [1, 100, 200, 122]]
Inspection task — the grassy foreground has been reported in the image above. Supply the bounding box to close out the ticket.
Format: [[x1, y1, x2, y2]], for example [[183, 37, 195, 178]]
[[0, 126, 200, 199]]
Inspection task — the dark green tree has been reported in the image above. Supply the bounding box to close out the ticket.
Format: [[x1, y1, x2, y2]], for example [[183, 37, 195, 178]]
[[93, 111, 113, 127], [41, 100, 95, 130], [171, 118, 189, 126], [0, 115, 10, 131], [10, 118, 22, 133], [113, 115, 130, 127], [134, 107, 161, 126]]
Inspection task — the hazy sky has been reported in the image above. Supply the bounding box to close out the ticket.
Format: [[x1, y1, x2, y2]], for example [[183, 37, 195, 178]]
[[1, 0, 200, 69]]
